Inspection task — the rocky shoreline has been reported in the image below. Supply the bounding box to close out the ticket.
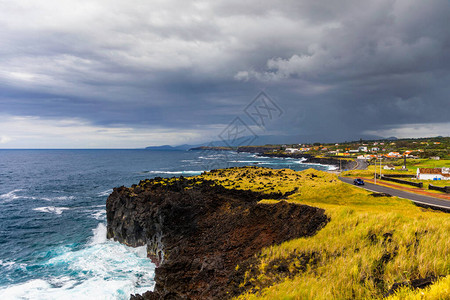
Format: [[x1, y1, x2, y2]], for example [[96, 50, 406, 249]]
[[190, 146, 357, 170], [106, 174, 329, 299], [258, 153, 357, 170]]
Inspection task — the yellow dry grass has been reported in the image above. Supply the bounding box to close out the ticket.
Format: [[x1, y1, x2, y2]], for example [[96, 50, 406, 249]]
[[386, 275, 450, 299], [197, 166, 450, 300]]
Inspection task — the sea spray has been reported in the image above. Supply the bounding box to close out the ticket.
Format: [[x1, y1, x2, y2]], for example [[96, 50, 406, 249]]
[[0, 223, 155, 299]]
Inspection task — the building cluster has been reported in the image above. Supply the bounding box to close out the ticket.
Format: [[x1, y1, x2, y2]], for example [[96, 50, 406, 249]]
[[284, 143, 423, 159]]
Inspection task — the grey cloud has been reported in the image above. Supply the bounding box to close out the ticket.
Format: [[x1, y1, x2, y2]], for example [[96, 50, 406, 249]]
[[0, 0, 449, 147]]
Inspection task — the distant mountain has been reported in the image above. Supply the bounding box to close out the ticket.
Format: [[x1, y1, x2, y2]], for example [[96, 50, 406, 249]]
[[145, 140, 233, 151], [146, 134, 384, 151]]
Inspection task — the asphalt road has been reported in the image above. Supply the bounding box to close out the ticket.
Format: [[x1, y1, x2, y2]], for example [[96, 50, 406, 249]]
[[339, 177, 450, 211], [354, 159, 369, 170]]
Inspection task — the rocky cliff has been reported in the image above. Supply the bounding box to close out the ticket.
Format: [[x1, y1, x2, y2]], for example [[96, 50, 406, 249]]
[[107, 174, 328, 299]]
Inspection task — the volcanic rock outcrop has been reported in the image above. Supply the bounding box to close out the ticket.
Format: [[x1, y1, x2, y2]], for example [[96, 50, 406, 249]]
[[106, 174, 328, 299]]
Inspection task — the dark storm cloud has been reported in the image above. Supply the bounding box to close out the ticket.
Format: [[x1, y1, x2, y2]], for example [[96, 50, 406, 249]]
[[0, 0, 449, 147]]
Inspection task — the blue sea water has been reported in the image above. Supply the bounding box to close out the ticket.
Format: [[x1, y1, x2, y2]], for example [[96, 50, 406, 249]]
[[0, 149, 333, 299]]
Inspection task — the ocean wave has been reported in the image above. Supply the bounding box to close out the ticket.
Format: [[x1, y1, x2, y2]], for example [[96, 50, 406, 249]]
[[0, 191, 73, 203], [198, 156, 217, 160], [295, 162, 333, 169], [90, 209, 106, 221], [41, 196, 75, 202], [0, 260, 15, 268], [0, 223, 155, 299], [97, 190, 113, 197], [0, 189, 23, 202], [88, 222, 108, 245], [33, 206, 70, 215], [198, 154, 227, 159], [292, 158, 308, 163], [86, 204, 105, 208], [142, 170, 204, 175], [0, 260, 26, 272]]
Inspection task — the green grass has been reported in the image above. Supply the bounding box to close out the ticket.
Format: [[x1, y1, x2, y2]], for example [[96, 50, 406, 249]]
[[198, 166, 450, 299], [343, 159, 450, 179], [414, 159, 450, 169], [343, 166, 414, 178]]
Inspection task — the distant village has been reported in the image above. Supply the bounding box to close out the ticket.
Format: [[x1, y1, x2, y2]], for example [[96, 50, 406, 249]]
[[279, 137, 450, 180], [283, 139, 447, 160], [198, 137, 449, 180]]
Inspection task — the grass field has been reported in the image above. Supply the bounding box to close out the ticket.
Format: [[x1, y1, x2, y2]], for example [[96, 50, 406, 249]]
[[345, 159, 450, 176], [343, 159, 450, 194], [198, 166, 450, 299]]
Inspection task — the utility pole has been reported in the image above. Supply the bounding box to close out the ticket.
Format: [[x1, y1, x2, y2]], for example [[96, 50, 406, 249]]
[[374, 157, 377, 184], [379, 157, 382, 180]]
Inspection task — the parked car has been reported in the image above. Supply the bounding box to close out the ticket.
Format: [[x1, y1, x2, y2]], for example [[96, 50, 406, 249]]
[[353, 178, 365, 185]]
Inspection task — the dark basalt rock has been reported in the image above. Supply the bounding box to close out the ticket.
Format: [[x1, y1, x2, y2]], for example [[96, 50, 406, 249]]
[[369, 192, 392, 197], [107, 176, 328, 299], [384, 276, 441, 297]]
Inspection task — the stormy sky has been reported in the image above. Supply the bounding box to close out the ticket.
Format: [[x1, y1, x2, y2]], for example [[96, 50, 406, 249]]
[[0, 0, 449, 148]]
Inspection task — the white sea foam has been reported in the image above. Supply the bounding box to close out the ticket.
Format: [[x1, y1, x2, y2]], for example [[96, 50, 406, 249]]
[[292, 158, 308, 163], [144, 170, 204, 175], [228, 160, 262, 163], [198, 156, 216, 160], [0, 223, 155, 300], [0, 189, 22, 202], [97, 189, 113, 197], [89, 223, 108, 245], [0, 260, 26, 271], [33, 206, 70, 215], [91, 209, 106, 221], [41, 196, 75, 202], [0, 276, 149, 300], [85, 204, 105, 208], [0, 260, 15, 268]]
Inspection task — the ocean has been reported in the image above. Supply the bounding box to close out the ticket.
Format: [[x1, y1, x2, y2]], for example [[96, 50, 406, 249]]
[[0, 149, 334, 299]]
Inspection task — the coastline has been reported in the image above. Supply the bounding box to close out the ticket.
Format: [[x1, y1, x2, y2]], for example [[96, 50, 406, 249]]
[[190, 146, 356, 170], [107, 169, 328, 299], [257, 153, 356, 170], [107, 165, 450, 300]]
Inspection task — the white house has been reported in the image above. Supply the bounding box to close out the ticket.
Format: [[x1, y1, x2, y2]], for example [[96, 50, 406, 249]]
[[358, 146, 368, 152], [417, 168, 450, 180], [285, 148, 301, 153]]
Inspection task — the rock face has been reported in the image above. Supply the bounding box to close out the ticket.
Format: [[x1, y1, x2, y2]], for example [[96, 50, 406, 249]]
[[107, 176, 328, 299]]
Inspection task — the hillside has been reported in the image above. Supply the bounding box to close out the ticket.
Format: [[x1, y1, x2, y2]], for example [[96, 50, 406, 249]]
[[108, 166, 449, 299], [200, 167, 450, 299]]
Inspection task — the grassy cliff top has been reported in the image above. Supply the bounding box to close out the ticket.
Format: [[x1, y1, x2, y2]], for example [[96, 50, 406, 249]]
[[196, 166, 449, 299]]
